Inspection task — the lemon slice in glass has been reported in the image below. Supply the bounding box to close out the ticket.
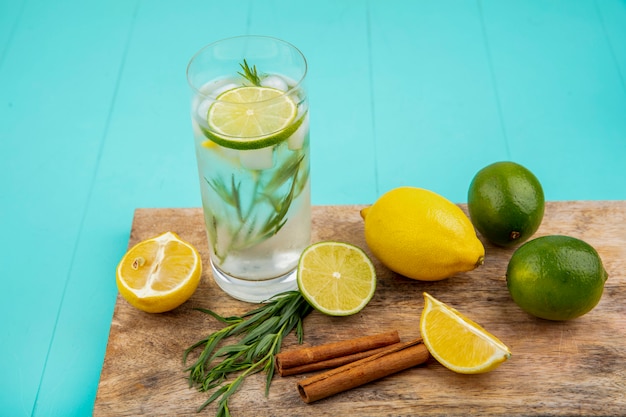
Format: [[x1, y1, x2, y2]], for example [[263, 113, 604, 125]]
[[420, 292, 511, 374], [297, 241, 376, 316], [116, 232, 202, 313], [203, 86, 299, 150]]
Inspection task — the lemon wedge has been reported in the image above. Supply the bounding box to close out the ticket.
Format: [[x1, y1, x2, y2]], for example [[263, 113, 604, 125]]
[[116, 232, 202, 313], [420, 292, 511, 374]]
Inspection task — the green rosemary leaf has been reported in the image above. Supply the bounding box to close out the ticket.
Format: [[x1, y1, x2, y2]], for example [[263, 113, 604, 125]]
[[263, 153, 304, 196], [199, 384, 230, 411], [216, 402, 230, 417], [229, 308, 272, 336], [213, 344, 250, 357], [257, 161, 300, 238], [195, 307, 244, 325], [275, 299, 299, 327], [252, 333, 276, 358], [185, 291, 312, 414], [241, 300, 276, 318], [296, 315, 305, 343], [182, 337, 209, 364], [206, 177, 237, 208], [202, 375, 226, 392], [238, 59, 262, 86], [230, 175, 244, 222], [239, 316, 280, 345], [264, 356, 277, 396]]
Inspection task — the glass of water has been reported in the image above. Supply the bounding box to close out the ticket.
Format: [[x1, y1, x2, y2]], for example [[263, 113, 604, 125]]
[[186, 36, 310, 303]]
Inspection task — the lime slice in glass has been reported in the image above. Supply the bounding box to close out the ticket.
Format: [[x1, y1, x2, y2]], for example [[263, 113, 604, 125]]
[[297, 241, 377, 316], [203, 86, 299, 150]]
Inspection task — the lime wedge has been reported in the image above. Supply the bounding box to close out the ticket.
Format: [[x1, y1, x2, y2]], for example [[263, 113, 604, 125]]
[[203, 86, 299, 150], [297, 241, 377, 316]]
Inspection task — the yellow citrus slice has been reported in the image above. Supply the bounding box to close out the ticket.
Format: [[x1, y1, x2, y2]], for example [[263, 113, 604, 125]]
[[420, 292, 511, 374], [204, 86, 299, 150], [116, 232, 202, 313], [297, 241, 376, 316]]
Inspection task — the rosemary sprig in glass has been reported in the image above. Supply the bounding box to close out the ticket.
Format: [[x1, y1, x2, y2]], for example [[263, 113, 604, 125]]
[[205, 152, 306, 261], [238, 59, 262, 86], [183, 291, 312, 416]]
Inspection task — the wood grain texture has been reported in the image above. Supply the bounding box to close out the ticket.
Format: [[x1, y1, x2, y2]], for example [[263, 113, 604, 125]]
[[94, 202, 626, 416]]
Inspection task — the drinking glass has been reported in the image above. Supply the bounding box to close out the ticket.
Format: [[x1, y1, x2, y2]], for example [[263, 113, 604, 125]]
[[187, 36, 310, 303]]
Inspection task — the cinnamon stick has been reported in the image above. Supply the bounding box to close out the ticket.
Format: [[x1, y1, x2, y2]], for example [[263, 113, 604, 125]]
[[297, 338, 429, 403], [278, 342, 403, 376], [276, 330, 401, 377]]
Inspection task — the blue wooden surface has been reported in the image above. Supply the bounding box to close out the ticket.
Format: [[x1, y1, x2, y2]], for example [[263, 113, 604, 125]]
[[1, 0, 625, 415]]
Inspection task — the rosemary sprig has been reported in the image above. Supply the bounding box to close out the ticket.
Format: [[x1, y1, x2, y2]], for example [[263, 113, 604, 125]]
[[238, 59, 262, 86], [183, 291, 313, 416], [204, 151, 307, 261]]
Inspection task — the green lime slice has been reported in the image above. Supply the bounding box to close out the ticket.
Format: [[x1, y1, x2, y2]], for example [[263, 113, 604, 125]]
[[202, 86, 299, 150], [297, 241, 377, 316]]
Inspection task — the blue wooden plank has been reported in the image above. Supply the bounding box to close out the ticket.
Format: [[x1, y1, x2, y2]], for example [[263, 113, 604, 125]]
[[0, 0, 25, 62], [369, 0, 508, 204], [31, 1, 253, 415], [247, 0, 377, 205], [0, 0, 139, 415], [595, 0, 626, 100], [0, 0, 23, 54], [595, 0, 626, 76], [480, 0, 626, 201]]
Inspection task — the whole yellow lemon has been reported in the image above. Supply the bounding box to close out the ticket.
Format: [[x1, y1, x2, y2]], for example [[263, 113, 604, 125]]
[[361, 187, 484, 281]]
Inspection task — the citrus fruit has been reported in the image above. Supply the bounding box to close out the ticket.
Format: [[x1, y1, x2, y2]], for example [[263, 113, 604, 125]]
[[297, 241, 376, 316], [202, 86, 299, 150], [420, 292, 511, 374], [506, 235, 608, 321], [361, 187, 484, 281], [468, 161, 544, 248], [116, 232, 202, 313]]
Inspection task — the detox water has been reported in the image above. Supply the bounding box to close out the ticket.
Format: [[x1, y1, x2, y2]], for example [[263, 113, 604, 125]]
[[190, 73, 310, 300]]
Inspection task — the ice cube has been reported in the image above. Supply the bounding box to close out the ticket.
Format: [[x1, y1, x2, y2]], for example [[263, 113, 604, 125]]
[[210, 83, 239, 98], [221, 146, 240, 161], [191, 119, 205, 137], [196, 98, 213, 122], [288, 113, 309, 150], [261, 75, 289, 92], [238, 147, 275, 170]]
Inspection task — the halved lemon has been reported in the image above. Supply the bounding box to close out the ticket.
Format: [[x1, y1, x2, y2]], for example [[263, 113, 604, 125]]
[[297, 241, 376, 316], [420, 292, 511, 374], [202, 86, 300, 150], [116, 232, 202, 313]]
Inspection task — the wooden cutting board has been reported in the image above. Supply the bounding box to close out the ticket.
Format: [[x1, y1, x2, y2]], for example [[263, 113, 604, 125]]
[[94, 202, 626, 416]]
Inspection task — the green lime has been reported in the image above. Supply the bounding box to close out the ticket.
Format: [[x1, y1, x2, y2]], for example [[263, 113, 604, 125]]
[[506, 235, 608, 321], [203, 86, 299, 150], [468, 161, 544, 247], [297, 241, 376, 316]]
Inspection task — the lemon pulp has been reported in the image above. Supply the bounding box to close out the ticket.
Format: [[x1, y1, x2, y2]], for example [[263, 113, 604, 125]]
[[116, 232, 202, 313], [420, 292, 511, 374]]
